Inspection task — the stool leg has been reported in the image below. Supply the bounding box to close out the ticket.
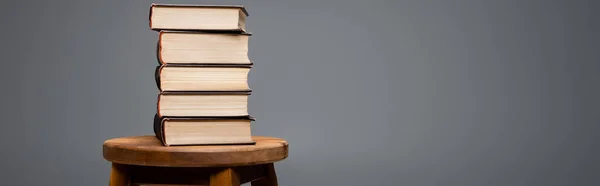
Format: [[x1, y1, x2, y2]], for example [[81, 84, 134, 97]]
[[109, 163, 131, 186], [210, 168, 240, 186], [251, 163, 278, 186]]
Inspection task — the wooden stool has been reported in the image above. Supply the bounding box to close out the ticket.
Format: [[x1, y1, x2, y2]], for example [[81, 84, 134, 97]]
[[103, 136, 288, 186]]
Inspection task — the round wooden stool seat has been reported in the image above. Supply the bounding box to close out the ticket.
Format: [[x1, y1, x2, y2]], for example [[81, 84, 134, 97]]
[[103, 135, 288, 167]]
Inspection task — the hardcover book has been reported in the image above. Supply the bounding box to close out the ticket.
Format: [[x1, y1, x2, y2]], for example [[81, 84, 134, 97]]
[[149, 3, 248, 32], [154, 114, 255, 146], [157, 91, 251, 117], [157, 31, 252, 65], [155, 65, 252, 92]]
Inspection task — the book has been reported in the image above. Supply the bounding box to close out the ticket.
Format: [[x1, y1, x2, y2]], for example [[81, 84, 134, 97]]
[[154, 114, 255, 146], [157, 92, 250, 117], [155, 65, 251, 92], [149, 3, 248, 32], [157, 31, 252, 65]]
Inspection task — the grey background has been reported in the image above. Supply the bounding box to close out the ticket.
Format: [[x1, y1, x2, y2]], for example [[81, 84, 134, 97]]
[[0, 0, 598, 185]]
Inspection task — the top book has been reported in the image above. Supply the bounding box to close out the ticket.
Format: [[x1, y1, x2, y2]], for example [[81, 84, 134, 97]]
[[149, 3, 248, 32]]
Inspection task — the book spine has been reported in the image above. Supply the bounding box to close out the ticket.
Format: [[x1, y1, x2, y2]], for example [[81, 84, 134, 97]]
[[154, 65, 163, 91], [157, 33, 165, 65], [155, 42, 161, 66], [149, 3, 155, 29], [153, 113, 168, 146], [156, 93, 162, 117]]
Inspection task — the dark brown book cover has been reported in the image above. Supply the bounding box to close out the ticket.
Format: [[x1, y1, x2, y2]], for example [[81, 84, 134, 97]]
[[154, 64, 253, 92], [149, 3, 249, 32], [153, 113, 256, 146], [156, 91, 252, 118], [155, 31, 253, 66]]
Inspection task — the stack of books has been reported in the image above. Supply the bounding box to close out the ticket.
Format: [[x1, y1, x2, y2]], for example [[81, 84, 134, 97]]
[[149, 4, 255, 146]]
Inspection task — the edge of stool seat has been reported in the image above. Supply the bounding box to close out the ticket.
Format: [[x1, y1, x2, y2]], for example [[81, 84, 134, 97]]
[[103, 135, 289, 167]]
